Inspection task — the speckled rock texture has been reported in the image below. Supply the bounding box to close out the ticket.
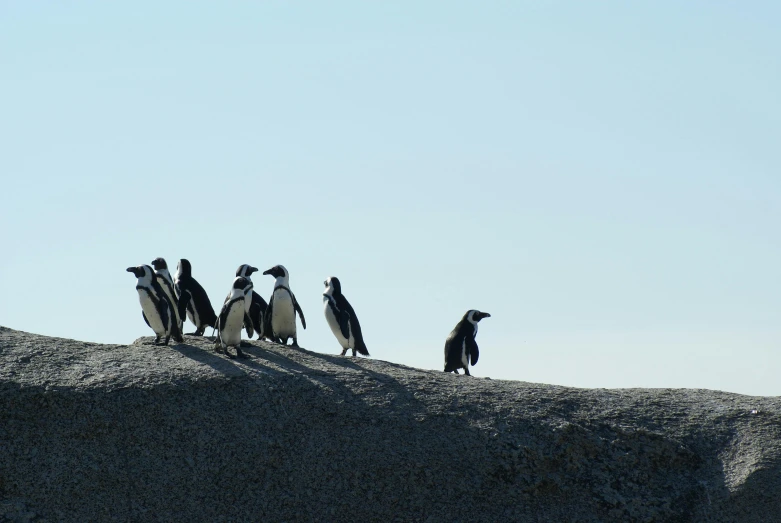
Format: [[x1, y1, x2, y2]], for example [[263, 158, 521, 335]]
[[1, 325, 779, 522]]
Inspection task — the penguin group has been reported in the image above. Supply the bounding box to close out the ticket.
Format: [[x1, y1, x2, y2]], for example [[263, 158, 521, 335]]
[[127, 258, 490, 375]]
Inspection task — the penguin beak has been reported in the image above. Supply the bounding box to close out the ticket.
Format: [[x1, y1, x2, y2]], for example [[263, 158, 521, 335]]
[[478, 312, 491, 320], [249, 267, 258, 274], [262, 268, 274, 276], [126, 267, 140, 276]]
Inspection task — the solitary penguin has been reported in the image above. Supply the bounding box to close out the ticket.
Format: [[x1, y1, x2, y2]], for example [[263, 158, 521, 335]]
[[215, 276, 252, 358], [127, 265, 183, 345], [151, 257, 183, 333], [263, 265, 306, 346], [444, 310, 491, 375], [174, 258, 217, 336], [235, 264, 268, 340], [323, 276, 369, 357]]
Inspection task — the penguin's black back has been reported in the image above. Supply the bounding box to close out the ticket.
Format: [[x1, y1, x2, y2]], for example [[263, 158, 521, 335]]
[[249, 290, 268, 337], [150, 275, 182, 340], [337, 293, 368, 355], [444, 317, 475, 372], [178, 275, 217, 327]]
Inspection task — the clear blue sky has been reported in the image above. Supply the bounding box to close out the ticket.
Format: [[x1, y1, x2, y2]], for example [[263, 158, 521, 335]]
[[2, 2, 779, 395]]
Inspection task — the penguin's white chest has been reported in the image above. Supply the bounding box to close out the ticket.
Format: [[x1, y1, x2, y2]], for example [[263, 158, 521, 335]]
[[323, 298, 351, 348], [271, 288, 296, 336], [138, 288, 167, 336], [461, 339, 470, 369], [220, 299, 245, 347]]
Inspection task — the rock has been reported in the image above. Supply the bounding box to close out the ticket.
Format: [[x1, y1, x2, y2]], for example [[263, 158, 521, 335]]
[[0, 326, 780, 522]]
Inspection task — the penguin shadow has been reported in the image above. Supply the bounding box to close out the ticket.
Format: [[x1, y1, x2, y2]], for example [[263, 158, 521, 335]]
[[232, 343, 341, 381], [168, 338, 429, 413], [229, 343, 318, 379], [168, 338, 284, 378], [237, 343, 429, 412]]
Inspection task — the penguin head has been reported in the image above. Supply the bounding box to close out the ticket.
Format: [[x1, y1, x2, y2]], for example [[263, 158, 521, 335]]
[[466, 310, 491, 324], [262, 265, 288, 280], [127, 265, 153, 281], [150, 257, 168, 271], [323, 276, 341, 297], [177, 259, 192, 279], [126, 266, 144, 278], [233, 275, 253, 294], [228, 276, 251, 300], [236, 264, 258, 278], [233, 276, 252, 290]]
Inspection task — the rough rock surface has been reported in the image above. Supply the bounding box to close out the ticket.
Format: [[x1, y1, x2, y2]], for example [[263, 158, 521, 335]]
[[1, 325, 780, 522]]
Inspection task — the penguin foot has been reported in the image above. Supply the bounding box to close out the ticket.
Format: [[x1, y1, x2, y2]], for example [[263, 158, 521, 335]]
[[340, 348, 348, 356], [240, 341, 252, 347], [235, 349, 247, 359]]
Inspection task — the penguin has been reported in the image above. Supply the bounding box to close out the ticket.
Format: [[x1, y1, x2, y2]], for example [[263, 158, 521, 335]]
[[444, 310, 491, 376], [221, 265, 263, 342], [127, 264, 183, 345], [235, 264, 268, 340], [215, 276, 252, 358], [150, 257, 174, 287], [174, 258, 217, 336], [322, 276, 369, 357], [150, 257, 183, 333], [262, 264, 306, 346]]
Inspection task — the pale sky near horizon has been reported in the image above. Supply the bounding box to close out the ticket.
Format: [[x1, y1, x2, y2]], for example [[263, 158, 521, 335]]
[[1, 2, 779, 395]]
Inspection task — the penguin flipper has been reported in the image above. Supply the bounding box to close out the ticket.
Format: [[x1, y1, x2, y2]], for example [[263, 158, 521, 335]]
[[244, 313, 255, 338], [249, 295, 265, 339], [178, 291, 192, 325], [264, 294, 275, 339], [217, 300, 231, 331], [467, 337, 479, 366], [167, 302, 183, 342], [142, 311, 151, 328], [158, 290, 182, 342], [293, 294, 306, 329], [156, 294, 171, 337], [338, 309, 351, 341]]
